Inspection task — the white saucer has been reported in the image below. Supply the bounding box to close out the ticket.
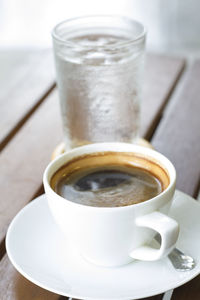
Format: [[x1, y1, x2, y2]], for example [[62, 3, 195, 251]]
[[6, 191, 200, 300]]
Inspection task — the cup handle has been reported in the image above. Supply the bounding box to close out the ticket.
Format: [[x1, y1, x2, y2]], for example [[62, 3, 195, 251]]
[[129, 211, 179, 261]]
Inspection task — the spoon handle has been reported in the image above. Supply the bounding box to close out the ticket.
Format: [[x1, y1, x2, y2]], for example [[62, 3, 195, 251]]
[[168, 247, 196, 271], [154, 234, 195, 271]]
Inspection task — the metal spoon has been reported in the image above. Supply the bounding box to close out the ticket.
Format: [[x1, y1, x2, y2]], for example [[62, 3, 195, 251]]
[[155, 234, 196, 271]]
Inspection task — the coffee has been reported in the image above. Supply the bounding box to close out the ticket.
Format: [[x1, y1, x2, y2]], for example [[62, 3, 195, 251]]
[[50, 152, 169, 207]]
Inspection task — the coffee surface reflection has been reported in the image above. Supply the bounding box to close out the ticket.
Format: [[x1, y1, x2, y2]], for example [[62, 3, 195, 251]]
[[50, 152, 168, 207]]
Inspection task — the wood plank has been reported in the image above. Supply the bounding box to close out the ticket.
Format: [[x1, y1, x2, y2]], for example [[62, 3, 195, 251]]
[[141, 54, 185, 139], [70, 298, 163, 300], [0, 90, 62, 246], [0, 49, 55, 149], [171, 274, 200, 300], [0, 49, 40, 88], [0, 255, 60, 300], [152, 60, 200, 196], [142, 296, 163, 300], [198, 188, 200, 202], [70, 295, 163, 300]]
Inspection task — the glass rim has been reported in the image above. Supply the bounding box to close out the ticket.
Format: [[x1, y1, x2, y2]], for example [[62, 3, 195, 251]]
[[52, 15, 146, 49]]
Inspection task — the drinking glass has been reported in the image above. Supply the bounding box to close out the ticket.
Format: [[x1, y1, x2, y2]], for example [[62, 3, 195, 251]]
[[52, 15, 146, 149]]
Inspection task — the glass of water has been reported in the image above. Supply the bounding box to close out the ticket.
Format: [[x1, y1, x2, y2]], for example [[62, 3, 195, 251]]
[[52, 16, 146, 149]]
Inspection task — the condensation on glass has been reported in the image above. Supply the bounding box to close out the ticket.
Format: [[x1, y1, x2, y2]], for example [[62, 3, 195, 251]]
[[52, 16, 146, 149]]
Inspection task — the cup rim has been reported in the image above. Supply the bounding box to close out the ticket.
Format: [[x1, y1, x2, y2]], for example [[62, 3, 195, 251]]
[[51, 15, 146, 49], [43, 142, 176, 211]]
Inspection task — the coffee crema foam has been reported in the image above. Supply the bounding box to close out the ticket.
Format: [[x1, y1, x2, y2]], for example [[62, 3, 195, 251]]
[[50, 152, 169, 207]]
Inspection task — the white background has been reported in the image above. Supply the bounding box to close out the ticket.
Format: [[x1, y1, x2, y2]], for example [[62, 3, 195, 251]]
[[0, 0, 200, 57]]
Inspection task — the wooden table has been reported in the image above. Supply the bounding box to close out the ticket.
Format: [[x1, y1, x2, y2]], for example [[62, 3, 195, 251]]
[[0, 49, 200, 300]]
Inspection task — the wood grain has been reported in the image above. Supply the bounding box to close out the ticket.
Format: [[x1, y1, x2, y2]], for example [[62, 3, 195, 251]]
[[0, 49, 55, 149], [172, 274, 200, 300], [141, 296, 164, 300], [70, 295, 164, 300], [141, 54, 185, 139], [0, 90, 62, 246], [0, 255, 60, 300], [152, 60, 200, 196], [0, 49, 41, 90]]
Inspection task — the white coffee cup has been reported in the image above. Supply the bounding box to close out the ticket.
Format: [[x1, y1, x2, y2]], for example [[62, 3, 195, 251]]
[[43, 143, 179, 267]]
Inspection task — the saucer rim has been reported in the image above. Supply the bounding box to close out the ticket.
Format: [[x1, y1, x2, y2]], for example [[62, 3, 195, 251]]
[[6, 191, 200, 300]]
